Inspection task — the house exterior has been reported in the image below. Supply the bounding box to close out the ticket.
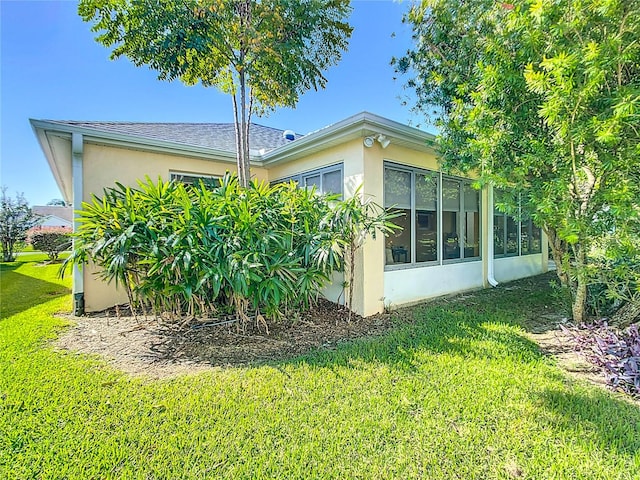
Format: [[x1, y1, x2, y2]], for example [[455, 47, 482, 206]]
[[32, 205, 73, 229], [31, 112, 548, 316]]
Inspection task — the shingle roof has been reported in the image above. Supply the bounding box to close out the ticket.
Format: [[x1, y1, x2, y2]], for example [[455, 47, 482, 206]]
[[33, 205, 73, 222], [46, 121, 298, 153]]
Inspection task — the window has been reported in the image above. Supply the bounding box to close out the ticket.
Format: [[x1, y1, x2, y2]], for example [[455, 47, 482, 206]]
[[521, 218, 542, 254], [464, 184, 481, 259], [384, 163, 480, 267], [272, 164, 343, 197], [170, 171, 220, 187], [385, 168, 413, 264], [416, 172, 438, 262], [441, 179, 480, 261], [442, 179, 460, 259], [493, 191, 542, 257]]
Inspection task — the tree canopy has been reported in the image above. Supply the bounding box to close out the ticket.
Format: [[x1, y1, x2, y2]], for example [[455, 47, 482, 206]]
[[397, 0, 640, 321], [0, 187, 39, 262], [79, 0, 353, 186]]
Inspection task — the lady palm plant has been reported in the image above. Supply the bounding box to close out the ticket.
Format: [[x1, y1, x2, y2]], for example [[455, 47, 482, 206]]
[[64, 174, 398, 327], [329, 187, 400, 320]]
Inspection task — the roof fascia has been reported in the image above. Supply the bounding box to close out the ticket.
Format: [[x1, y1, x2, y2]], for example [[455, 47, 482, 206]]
[[29, 119, 258, 165], [30, 120, 73, 203], [260, 111, 438, 166]]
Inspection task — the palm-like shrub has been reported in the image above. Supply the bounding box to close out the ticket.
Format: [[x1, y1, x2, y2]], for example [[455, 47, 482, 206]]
[[64, 175, 395, 324]]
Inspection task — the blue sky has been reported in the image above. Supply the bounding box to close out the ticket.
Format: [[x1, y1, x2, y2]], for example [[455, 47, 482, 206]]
[[1, 0, 423, 205]]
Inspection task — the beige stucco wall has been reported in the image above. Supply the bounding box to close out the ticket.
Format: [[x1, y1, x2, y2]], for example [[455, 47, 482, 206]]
[[382, 143, 440, 172], [83, 143, 269, 196], [356, 143, 440, 316], [267, 139, 440, 317], [81, 143, 269, 312], [357, 146, 384, 316], [75, 137, 547, 316], [266, 139, 367, 313], [332, 141, 440, 316]]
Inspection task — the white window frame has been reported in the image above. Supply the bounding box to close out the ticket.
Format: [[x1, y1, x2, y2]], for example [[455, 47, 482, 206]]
[[493, 192, 542, 257], [384, 162, 481, 271], [272, 163, 344, 197], [170, 171, 221, 186]]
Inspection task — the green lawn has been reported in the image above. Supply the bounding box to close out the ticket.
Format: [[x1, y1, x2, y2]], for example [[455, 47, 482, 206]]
[[1, 258, 639, 479]]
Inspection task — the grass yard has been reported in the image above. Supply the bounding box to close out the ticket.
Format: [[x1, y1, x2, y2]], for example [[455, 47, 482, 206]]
[[1, 258, 639, 479]]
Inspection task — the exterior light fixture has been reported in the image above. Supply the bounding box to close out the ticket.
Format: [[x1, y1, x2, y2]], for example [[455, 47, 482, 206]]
[[376, 134, 390, 149], [364, 134, 391, 148]]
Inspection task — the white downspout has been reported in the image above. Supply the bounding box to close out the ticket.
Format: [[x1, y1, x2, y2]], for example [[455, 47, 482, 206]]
[[72, 132, 85, 315], [487, 185, 499, 287]]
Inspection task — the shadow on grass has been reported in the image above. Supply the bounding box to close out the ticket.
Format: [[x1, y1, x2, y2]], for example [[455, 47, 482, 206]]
[[281, 274, 560, 373], [0, 267, 70, 319], [273, 273, 640, 462], [539, 387, 640, 456], [279, 304, 546, 376]]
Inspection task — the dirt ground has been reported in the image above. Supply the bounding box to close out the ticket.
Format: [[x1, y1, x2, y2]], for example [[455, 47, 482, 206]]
[[523, 315, 607, 389], [55, 300, 394, 378], [55, 291, 604, 391]]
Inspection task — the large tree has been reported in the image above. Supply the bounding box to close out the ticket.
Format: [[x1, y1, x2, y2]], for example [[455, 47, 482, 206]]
[[397, 0, 640, 322], [79, 0, 352, 187], [0, 187, 40, 262]]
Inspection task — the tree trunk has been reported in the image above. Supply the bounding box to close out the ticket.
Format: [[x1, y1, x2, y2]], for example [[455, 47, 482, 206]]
[[571, 244, 587, 323], [231, 94, 243, 185], [2, 239, 15, 262], [610, 300, 640, 329], [347, 241, 356, 322], [245, 94, 253, 185], [545, 226, 569, 287], [239, 69, 250, 188], [572, 277, 587, 323], [235, 0, 252, 188]]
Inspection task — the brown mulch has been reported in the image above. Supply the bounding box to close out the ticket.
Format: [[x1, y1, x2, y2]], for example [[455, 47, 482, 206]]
[[53, 283, 623, 399], [55, 300, 393, 378]]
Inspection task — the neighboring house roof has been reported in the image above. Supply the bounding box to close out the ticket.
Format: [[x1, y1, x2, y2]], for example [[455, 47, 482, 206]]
[[34, 215, 73, 229], [40, 121, 296, 154], [33, 205, 73, 222]]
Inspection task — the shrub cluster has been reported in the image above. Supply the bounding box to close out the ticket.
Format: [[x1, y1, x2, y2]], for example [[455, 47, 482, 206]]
[[66, 175, 393, 324], [28, 226, 71, 261], [587, 236, 640, 319]]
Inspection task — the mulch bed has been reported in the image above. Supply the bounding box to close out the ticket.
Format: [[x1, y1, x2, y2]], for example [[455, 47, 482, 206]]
[[55, 299, 393, 378]]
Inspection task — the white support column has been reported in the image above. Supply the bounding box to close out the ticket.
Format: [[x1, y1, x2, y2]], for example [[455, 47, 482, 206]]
[[71, 132, 84, 315]]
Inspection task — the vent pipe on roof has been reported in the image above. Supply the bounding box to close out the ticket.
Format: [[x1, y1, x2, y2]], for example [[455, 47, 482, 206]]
[[283, 130, 296, 141]]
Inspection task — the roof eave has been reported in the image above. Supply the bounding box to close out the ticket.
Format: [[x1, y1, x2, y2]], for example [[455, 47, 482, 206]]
[[260, 111, 438, 166], [30, 120, 73, 203], [30, 119, 253, 164]]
